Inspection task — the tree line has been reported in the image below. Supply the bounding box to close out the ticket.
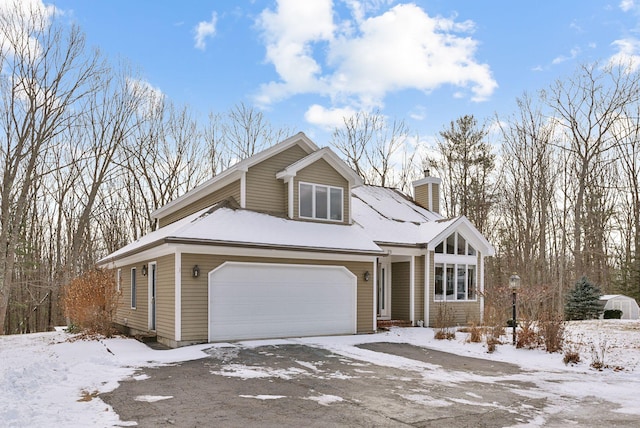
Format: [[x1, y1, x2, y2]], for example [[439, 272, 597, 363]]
[[2, 3, 639, 334]]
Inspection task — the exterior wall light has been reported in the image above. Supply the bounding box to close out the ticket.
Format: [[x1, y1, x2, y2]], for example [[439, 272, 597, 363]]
[[192, 265, 200, 278], [141, 264, 148, 276], [364, 271, 370, 281]]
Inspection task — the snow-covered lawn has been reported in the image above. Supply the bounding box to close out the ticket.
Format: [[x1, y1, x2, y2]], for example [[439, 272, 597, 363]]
[[1, 320, 638, 427]]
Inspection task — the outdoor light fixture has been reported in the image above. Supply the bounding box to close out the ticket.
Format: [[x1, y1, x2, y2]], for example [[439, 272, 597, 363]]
[[364, 271, 370, 281], [509, 273, 521, 345], [141, 264, 148, 276], [192, 265, 200, 278]]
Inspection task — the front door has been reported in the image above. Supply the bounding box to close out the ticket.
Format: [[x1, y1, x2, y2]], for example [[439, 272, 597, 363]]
[[149, 262, 157, 331], [377, 261, 391, 319]]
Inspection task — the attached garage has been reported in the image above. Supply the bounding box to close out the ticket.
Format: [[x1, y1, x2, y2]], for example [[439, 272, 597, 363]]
[[208, 262, 357, 341]]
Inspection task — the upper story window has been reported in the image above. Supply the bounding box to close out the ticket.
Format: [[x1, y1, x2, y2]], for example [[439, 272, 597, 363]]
[[435, 232, 476, 256], [299, 182, 343, 221]]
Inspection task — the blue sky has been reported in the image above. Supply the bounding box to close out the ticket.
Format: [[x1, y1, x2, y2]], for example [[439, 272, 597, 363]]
[[49, 0, 640, 144]]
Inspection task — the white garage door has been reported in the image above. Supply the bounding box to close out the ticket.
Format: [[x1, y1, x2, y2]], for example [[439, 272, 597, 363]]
[[208, 262, 356, 342]]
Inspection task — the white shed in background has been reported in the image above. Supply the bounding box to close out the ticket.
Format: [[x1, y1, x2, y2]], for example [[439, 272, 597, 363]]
[[600, 295, 640, 320]]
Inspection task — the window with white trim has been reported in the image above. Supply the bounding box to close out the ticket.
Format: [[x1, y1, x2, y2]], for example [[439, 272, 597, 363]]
[[299, 182, 343, 221], [434, 263, 477, 301], [117, 269, 122, 293], [131, 267, 137, 309], [435, 232, 476, 255]]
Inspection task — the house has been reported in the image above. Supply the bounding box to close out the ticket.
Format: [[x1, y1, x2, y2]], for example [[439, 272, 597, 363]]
[[99, 132, 494, 348], [599, 295, 640, 320]]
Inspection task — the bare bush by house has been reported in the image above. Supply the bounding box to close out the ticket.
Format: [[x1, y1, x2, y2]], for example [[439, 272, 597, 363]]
[[62, 269, 120, 336]]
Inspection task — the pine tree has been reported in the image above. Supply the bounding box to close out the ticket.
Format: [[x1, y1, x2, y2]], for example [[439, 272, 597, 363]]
[[564, 277, 602, 320]]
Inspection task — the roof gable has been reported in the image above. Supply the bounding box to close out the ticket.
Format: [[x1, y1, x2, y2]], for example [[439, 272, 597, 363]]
[[276, 147, 363, 186], [151, 132, 318, 221]]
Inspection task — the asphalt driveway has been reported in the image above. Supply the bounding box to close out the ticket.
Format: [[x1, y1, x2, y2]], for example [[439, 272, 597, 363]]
[[101, 341, 635, 427]]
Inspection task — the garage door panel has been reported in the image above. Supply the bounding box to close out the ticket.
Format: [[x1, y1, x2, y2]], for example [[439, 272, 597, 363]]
[[209, 263, 356, 342]]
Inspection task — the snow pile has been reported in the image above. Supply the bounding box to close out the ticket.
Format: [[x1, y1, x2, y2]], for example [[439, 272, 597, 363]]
[[0, 320, 639, 427]]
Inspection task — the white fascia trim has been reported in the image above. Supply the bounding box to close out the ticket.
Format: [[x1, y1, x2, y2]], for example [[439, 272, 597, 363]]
[[152, 168, 246, 220], [427, 217, 495, 256], [175, 251, 181, 342], [276, 147, 363, 187], [103, 244, 175, 269], [410, 255, 415, 324]]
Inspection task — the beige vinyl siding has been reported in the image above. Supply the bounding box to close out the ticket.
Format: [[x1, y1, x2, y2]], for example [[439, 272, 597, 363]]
[[414, 256, 425, 322], [414, 184, 429, 210], [246, 145, 309, 215], [114, 262, 149, 333], [413, 183, 440, 213], [114, 256, 175, 341], [427, 251, 481, 326], [154, 255, 175, 341], [180, 253, 373, 342], [294, 158, 350, 224], [391, 262, 410, 320], [158, 180, 241, 227], [432, 184, 440, 213]]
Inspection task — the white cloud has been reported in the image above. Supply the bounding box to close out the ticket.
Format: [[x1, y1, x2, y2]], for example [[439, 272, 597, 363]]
[[620, 0, 635, 12], [126, 78, 165, 117], [551, 47, 581, 65], [304, 104, 358, 130], [194, 12, 217, 51], [255, 1, 497, 111], [0, 0, 58, 58], [608, 38, 640, 71]]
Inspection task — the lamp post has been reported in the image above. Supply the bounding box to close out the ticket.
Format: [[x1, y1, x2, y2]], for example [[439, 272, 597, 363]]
[[509, 273, 521, 346]]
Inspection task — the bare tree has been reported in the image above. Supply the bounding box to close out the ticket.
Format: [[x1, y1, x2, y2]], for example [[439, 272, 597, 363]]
[[0, 2, 103, 333], [543, 61, 640, 283], [496, 93, 562, 309], [331, 110, 415, 188]]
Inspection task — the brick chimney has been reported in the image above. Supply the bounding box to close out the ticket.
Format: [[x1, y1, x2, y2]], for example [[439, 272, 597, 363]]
[[412, 169, 441, 214]]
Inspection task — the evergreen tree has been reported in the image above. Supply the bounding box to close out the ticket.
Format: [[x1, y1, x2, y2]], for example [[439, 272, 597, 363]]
[[564, 277, 602, 320]]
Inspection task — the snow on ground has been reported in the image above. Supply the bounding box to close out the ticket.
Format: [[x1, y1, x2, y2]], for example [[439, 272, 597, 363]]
[[0, 320, 639, 427]]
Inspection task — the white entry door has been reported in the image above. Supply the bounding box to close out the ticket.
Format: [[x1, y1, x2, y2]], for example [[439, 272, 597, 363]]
[[208, 262, 357, 342]]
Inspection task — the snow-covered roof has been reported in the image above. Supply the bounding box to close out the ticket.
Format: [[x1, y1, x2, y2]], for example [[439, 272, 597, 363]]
[[352, 185, 494, 255], [600, 295, 636, 301], [100, 201, 383, 263]]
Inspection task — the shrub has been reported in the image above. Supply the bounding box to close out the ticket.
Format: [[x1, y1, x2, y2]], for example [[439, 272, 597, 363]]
[[62, 268, 120, 337], [539, 315, 565, 353], [434, 304, 456, 340], [466, 323, 482, 343], [563, 349, 581, 365], [516, 320, 540, 349], [603, 309, 622, 319]]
